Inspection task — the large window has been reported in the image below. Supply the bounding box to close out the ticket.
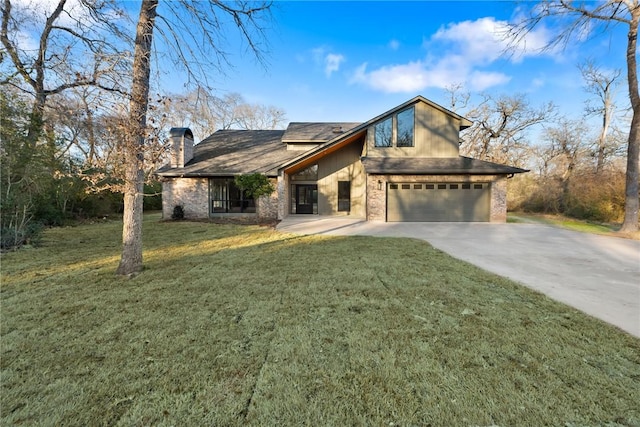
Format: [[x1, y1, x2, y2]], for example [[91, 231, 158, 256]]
[[210, 178, 255, 214], [338, 181, 351, 212], [397, 107, 414, 147], [374, 117, 393, 147], [291, 164, 318, 181], [374, 106, 415, 148]]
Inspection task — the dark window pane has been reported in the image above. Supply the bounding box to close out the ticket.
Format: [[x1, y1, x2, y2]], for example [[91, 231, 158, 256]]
[[401, 184, 410, 189], [474, 184, 483, 189], [450, 184, 459, 189], [338, 181, 351, 212], [426, 184, 435, 189], [389, 184, 398, 189], [210, 178, 254, 213], [397, 107, 414, 147], [462, 183, 471, 189], [414, 184, 422, 189], [374, 117, 393, 147], [438, 184, 447, 189], [291, 164, 318, 181]]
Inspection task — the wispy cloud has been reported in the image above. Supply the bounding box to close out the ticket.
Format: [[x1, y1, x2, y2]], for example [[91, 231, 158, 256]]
[[350, 17, 554, 94], [312, 46, 346, 77], [324, 53, 345, 77], [388, 39, 400, 51]]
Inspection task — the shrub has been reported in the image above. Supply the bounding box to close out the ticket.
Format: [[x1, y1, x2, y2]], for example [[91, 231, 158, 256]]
[[234, 173, 275, 199], [1, 221, 44, 250], [172, 205, 185, 220]]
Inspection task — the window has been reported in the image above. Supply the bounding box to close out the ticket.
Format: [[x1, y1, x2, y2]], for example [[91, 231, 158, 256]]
[[374, 117, 393, 147], [462, 183, 471, 190], [338, 181, 350, 212], [426, 184, 435, 190], [401, 184, 411, 189], [450, 184, 459, 189], [374, 106, 415, 148], [397, 107, 414, 147], [414, 184, 422, 189], [291, 164, 318, 181], [437, 184, 447, 189], [474, 184, 484, 189], [389, 184, 398, 189], [210, 179, 255, 214]]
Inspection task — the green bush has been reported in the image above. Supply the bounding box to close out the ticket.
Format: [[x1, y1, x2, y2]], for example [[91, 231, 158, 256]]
[[1, 221, 44, 250], [171, 205, 185, 220]]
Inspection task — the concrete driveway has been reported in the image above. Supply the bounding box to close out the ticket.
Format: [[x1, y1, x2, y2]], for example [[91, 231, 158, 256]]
[[277, 217, 640, 338]]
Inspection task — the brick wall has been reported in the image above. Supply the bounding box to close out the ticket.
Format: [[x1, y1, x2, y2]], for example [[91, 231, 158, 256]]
[[163, 177, 280, 220], [490, 176, 507, 222], [161, 178, 209, 219], [257, 178, 279, 220]]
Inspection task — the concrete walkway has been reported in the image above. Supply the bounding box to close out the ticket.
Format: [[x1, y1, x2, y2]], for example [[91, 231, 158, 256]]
[[277, 216, 640, 338]]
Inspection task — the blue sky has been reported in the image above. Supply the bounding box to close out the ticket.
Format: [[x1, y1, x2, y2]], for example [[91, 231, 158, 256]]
[[12, 0, 629, 127], [159, 1, 628, 126]]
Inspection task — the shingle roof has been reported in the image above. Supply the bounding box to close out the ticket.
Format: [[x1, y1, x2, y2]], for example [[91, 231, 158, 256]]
[[361, 156, 529, 175], [156, 130, 299, 177], [282, 122, 361, 143]]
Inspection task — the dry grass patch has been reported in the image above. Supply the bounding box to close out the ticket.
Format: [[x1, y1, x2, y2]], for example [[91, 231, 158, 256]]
[[2, 214, 639, 426]]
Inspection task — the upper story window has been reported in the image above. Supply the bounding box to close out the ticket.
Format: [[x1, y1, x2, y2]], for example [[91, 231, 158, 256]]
[[374, 106, 415, 148], [397, 107, 414, 147], [374, 117, 393, 147]]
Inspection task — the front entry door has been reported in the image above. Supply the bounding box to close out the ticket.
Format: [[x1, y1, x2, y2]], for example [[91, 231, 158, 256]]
[[295, 184, 317, 214]]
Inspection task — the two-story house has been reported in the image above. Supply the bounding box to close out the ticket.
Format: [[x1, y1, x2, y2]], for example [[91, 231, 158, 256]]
[[157, 95, 527, 222]]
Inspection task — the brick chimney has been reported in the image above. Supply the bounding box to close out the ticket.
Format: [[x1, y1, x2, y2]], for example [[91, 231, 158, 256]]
[[169, 127, 194, 168]]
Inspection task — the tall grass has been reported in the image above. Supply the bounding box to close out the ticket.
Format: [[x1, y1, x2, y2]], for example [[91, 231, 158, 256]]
[[2, 214, 639, 426]]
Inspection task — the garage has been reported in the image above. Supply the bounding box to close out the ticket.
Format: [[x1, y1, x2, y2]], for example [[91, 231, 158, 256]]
[[386, 182, 490, 222]]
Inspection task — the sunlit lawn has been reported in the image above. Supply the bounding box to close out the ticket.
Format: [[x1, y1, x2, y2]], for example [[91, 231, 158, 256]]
[[2, 213, 639, 426], [508, 212, 640, 240]]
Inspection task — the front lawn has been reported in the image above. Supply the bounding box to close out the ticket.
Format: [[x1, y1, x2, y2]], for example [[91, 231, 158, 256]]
[[2, 214, 639, 426]]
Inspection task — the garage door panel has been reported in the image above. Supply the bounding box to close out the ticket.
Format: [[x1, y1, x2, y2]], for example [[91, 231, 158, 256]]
[[387, 182, 490, 222]]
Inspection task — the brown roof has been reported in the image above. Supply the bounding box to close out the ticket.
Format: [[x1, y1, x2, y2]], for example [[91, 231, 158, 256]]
[[361, 156, 529, 175], [282, 122, 361, 143], [156, 130, 299, 177]]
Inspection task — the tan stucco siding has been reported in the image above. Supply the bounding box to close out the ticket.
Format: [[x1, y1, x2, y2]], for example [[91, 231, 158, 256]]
[[366, 102, 461, 158], [162, 177, 209, 219], [316, 141, 366, 217], [366, 174, 508, 222]]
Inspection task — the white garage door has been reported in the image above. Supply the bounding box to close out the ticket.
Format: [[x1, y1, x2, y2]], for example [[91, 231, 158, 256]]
[[386, 182, 490, 222]]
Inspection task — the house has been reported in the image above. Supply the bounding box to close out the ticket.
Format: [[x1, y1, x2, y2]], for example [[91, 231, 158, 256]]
[[156, 95, 528, 222]]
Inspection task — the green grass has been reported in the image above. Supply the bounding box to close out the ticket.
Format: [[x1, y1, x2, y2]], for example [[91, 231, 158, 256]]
[[2, 214, 639, 426], [508, 212, 634, 236]]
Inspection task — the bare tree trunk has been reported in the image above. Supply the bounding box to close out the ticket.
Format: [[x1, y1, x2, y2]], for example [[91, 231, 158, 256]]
[[116, 0, 157, 276], [621, 12, 640, 232]]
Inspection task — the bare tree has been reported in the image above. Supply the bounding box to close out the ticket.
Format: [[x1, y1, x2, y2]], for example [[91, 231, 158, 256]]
[[460, 93, 555, 167], [510, 0, 639, 231], [161, 89, 287, 141], [117, 1, 272, 275], [116, 0, 157, 275], [579, 61, 623, 173], [543, 118, 589, 210], [0, 0, 130, 147], [443, 83, 471, 112]]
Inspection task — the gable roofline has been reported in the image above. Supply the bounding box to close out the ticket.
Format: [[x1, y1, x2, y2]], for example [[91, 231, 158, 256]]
[[278, 95, 473, 173]]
